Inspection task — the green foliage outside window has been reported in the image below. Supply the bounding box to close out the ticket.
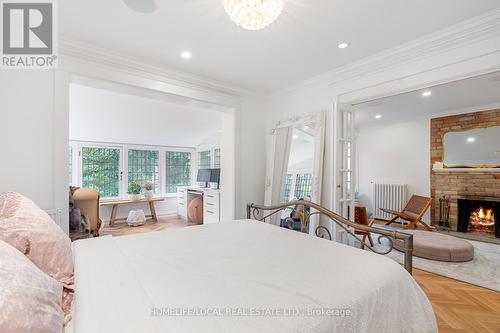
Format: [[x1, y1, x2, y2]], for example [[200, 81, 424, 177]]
[[128, 149, 159, 194], [166, 152, 191, 193], [82, 147, 120, 198]]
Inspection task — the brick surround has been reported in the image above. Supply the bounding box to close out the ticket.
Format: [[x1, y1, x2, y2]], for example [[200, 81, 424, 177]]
[[430, 109, 500, 229]]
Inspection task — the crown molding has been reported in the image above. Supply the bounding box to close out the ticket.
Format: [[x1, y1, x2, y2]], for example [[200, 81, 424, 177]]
[[59, 37, 259, 101], [59, 8, 500, 100], [274, 8, 500, 96]]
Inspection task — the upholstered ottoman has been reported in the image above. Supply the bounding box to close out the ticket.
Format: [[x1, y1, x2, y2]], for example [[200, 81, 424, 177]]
[[393, 230, 474, 262]]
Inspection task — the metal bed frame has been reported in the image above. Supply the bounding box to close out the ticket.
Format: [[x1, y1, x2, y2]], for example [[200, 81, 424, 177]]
[[247, 200, 414, 274]]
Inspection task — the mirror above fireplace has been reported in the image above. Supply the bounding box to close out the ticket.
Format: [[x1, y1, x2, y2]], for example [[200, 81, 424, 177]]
[[443, 126, 500, 168]]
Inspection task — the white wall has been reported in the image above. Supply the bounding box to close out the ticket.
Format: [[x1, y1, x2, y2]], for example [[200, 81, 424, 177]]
[[0, 71, 69, 233], [356, 119, 431, 221], [0, 71, 53, 209], [236, 96, 267, 216], [69, 84, 223, 147]]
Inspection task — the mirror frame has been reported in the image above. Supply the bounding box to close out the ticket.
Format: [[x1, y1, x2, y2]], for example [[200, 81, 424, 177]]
[[442, 124, 500, 168]]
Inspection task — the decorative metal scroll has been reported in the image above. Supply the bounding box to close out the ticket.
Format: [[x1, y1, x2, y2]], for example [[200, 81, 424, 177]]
[[247, 200, 414, 274]]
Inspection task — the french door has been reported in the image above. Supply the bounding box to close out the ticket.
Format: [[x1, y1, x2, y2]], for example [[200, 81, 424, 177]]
[[335, 105, 356, 242]]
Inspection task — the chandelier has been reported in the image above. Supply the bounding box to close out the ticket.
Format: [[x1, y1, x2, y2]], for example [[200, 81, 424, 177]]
[[224, 0, 284, 31]]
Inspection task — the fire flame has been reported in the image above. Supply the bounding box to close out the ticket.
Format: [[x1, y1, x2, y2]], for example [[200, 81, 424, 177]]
[[476, 207, 493, 221], [469, 206, 495, 234]]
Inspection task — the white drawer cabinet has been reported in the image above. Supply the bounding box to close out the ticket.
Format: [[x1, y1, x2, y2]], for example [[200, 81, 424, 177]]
[[203, 190, 220, 224], [177, 187, 187, 219], [177, 187, 220, 224]]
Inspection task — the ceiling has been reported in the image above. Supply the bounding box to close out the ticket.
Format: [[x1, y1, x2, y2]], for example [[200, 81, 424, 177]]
[[60, 1, 500, 93], [354, 71, 500, 128], [69, 83, 223, 147]]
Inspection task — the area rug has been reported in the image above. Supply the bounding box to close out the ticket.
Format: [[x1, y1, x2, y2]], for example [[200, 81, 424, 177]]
[[382, 239, 500, 291]]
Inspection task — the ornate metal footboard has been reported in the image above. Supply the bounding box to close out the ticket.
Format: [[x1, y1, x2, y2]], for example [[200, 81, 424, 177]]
[[247, 200, 414, 274]]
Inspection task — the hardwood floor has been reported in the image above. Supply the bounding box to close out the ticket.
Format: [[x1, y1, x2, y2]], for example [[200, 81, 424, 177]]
[[100, 214, 197, 237], [413, 269, 500, 333], [101, 217, 500, 332]]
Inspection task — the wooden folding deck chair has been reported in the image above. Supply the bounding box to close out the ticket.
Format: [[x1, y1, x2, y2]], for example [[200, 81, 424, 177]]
[[354, 206, 375, 249], [381, 195, 432, 230]]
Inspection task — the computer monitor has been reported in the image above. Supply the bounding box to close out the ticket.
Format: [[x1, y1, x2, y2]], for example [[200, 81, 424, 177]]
[[196, 169, 211, 185], [210, 168, 220, 183]]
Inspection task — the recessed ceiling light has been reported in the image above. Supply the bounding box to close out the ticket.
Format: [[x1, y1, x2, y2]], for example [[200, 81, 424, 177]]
[[293, 134, 299, 139], [422, 90, 432, 97], [123, 0, 157, 13], [467, 137, 476, 143], [338, 42, 349, 49], [375, 114, 382, 119], [181, 51, 192, 59]]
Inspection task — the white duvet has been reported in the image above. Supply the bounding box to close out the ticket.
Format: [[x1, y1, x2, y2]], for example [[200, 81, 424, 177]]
[[71, 219, 437, 333]]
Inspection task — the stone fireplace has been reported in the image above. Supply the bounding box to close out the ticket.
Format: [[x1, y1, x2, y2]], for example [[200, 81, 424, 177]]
[[457, 197, 499, 238], [430, 109, 500, 235]]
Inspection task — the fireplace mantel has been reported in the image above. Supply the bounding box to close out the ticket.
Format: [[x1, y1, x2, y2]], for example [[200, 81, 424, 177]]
[[430, 109, 500, 231], [457, 196, 500, 203], [433, 168, 500, 173]]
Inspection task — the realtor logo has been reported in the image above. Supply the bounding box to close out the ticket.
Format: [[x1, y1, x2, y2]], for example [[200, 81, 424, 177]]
[[1, 0, 57, 69]]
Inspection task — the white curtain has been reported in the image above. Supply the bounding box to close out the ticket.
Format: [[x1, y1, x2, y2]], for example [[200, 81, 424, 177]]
[[264, 126, 292, 225]]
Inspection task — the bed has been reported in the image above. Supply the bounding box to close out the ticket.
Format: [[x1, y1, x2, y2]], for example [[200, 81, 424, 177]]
[[71, 219, 437, 333]]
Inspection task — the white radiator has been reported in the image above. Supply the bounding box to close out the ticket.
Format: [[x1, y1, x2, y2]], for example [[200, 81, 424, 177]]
[[45, 208, 63, 228], [372, 183, 407, 220]]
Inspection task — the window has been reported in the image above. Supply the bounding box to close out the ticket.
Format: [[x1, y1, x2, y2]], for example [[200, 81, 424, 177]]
[[68, 146, 73, 186], [165, 151, 192, 193], [127, 149, 160, 193], [213, 148, 221, 168], [82, 147, 121, 198], [75, 141, 197, 198], [294, 173, 313, 199], [198, 150, 211, 169], [282, 174, 293, 202]]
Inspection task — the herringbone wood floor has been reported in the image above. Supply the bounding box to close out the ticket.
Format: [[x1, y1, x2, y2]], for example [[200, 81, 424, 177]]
[[414, 269, 500, 333], [100, 215, 196, 236], [102, 217, 500, 332]]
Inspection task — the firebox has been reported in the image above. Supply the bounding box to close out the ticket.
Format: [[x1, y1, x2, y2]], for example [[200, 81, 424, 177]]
[[457, 197, 500, 238]]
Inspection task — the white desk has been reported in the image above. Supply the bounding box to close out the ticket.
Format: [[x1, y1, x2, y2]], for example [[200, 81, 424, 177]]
[[177, 186, 220, 224]]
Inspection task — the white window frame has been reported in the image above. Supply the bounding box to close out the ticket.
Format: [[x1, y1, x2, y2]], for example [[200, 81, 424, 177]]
[[76, 142, 124, 200], [70, 141, 195, 200], [163, 147, 196, 195], [196, 145, 221, 168], [195, 144, 221, 188]]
